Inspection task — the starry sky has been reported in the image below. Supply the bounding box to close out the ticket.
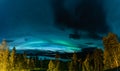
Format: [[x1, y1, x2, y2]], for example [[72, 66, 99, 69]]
[[0, 0, 120, 53]]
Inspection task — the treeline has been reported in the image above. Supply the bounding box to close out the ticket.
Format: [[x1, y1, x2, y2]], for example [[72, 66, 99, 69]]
[[0, 40, 30, 71], [0, 32, 120, 71], [47, 33, 120, 71]]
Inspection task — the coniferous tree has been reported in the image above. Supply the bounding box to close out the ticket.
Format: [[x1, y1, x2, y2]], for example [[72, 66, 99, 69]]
[[26, 58, 31, 69], [3, 47, 10, 71], [54, 53, 60, 71], [82, 53, 95, 71], [10, 47, 17, 70], [103, 32, 120, 70], [47, 60, 55, 71], [69, 61, 73, 71], [69, 53, 78, 71], [72, 53, 77, 65], [93, 48, 103, 71], [73, 53, 78, 71], [0, 40, 10, 71], [82, 54, 91, 71]]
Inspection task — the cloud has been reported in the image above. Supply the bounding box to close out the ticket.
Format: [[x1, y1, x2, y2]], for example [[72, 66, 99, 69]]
[[52, 0, 110, 39]]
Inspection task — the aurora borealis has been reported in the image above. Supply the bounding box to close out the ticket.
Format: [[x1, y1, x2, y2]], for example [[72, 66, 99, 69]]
[[15, 40, 80, 53], [0, 0, 120, 53]]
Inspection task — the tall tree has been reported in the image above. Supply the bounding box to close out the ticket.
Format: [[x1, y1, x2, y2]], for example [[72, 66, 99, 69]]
[[0, 40, 10, 71], [47, 60, 55, 71], [69, 53, 78, 71], [103, 32, 120, 70], [82, 54, 92, 71], [93, 48, 103, 71], [3, 47, 10, 71], [54, 53, 60, 71], [69, 61, 73, 71], [10, 47, 17, 70]]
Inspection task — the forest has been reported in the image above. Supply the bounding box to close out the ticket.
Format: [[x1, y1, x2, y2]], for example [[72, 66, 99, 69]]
[[0, 32, 120, 71]]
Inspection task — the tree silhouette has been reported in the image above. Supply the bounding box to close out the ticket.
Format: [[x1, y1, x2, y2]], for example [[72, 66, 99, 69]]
[[69, 61, 73, 71], [82, 54, 92, 71], [10, 47, 17, 70], [103, 32, 120, 70], [3, 47, 10, 71], [69, 53, 78, 71], [93, 48, 103, 71], [47, 60, 55, 71], [0, 40, 10, 70]]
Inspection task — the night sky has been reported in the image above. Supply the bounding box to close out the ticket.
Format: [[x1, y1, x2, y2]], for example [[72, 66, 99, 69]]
[[0, 0, 120, 53]]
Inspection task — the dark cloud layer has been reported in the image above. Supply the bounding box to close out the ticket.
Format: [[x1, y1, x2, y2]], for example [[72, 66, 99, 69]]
[[52, 0, 110, 39]]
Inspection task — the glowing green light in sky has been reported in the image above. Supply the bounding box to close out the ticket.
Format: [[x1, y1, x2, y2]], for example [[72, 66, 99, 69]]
[[50, 39, 77, 47], [16, 40, 81, 53]]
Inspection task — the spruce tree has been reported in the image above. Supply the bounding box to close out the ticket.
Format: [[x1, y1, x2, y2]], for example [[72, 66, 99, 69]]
[[72, 53, 78, 71], [47, 60, 55, 71], [10, 47, 16, 70], [0, 40, 10, 71], [3, 47, 10, 71], [69, 61, 73, 71], [82, 54, 91, 71], [103, 33, 120, 70], [69, 53, 78, 71], [93, 48, 103, 71]]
